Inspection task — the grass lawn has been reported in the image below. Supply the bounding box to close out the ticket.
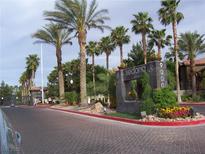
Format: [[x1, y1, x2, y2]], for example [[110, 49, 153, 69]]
[[107, 112, 140, 119]]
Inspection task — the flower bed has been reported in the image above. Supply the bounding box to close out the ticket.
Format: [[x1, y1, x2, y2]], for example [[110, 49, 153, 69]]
[[158, 106, 193, 119]]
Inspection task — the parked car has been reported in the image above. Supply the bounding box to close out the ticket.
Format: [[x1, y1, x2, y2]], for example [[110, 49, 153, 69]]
[[0, 109, 22, 153]]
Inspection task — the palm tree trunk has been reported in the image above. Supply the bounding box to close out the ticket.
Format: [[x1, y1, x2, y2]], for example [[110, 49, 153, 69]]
[[92, 54, 96, 99], [157, 44, 161, 61], [142, 33, 147, 64], [106, 52, 109, 70], [119, 44, 123, 64], [56, 48, 65, 99], [78, 31, 87, 106], [106, 52, 110, 107], [172, 21, 181, 103], [31, 70, 35, 87], [190, 59, 196, 98]]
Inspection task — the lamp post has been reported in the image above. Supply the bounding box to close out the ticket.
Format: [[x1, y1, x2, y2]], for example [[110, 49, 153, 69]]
[[65, 72, 73, 91]]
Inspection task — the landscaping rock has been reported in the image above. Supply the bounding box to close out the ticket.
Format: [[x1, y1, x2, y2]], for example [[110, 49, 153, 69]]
[[94, 102, 104, 113]]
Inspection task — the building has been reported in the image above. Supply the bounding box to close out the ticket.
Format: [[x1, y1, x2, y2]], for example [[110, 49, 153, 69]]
[[180, 58, 205, 90]]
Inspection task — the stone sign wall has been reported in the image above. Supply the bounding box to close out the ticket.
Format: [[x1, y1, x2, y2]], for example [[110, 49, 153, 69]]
[[116, 61, 167, 113]]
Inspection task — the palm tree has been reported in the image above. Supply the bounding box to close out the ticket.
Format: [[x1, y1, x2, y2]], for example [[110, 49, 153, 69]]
[[32, 23, 72, 99], [178, 32, 205, 97], [99, 36, 115, 70], [86, 41, 100, 98], [131, 12, 153, 64], [19, 71, 30, 97], [111, 26, 130, 65], [148, 29, 172, 60], [44, 0, 110, 106], [158, 0, 184, 103], [26, 54, 40, 87]]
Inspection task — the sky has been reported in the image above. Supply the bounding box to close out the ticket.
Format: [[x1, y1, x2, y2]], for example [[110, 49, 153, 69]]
[[0, 0, 205, 86]]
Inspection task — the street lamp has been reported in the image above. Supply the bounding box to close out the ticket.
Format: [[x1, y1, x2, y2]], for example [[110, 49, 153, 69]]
[[65, 72, 73, 90]]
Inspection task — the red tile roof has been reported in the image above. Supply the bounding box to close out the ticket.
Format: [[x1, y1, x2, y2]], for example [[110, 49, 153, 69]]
[[183, 58, 205, 66]]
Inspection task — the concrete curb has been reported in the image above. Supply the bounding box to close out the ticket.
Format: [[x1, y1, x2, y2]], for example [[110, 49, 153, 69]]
[[49, 107, 205, 127], [180, 102, 205, 106]]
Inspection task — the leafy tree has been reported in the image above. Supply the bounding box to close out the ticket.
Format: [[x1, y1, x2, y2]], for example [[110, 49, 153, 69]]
[[0, 81, 13, 103], [44, 0, 110, 106], [86, 41, 100, 98], [178, 32, 205, 97], [33, 23, 72, 99], [165, 47, 184, 62], [131, 12, 153, 64], [124, 43, 157, 67], [158, 0, 184, 103], [111, 26, 130, 64], [47, 59, 107, 98], [148, 29, 172, 60]]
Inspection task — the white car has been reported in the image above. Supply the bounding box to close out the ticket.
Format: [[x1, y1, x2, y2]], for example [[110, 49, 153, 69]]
[[0, 109, 22, 153]]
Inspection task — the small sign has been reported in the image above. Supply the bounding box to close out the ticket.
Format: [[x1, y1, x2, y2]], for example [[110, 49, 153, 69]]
[[141, 111, 147, 118]]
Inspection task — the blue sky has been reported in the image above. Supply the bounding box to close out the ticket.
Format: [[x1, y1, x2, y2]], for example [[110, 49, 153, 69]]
[[0, 0, 205, 86]]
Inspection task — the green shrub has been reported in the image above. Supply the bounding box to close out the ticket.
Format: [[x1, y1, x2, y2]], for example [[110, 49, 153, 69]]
[[64, 91, 79, 105], [140, 98, 155, 115], [153, 87, 177, 109], [192, 95, 201, 102], [181, 94, 192, 102], [139, 72, 152, 99]]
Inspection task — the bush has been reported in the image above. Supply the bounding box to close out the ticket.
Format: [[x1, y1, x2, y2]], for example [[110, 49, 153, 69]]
[[153, 87, 177, 109], [64, 91, 79, 105], [140, 98, 155, 115], [181, 94, 192, 102], [138, 72, 155, 114]]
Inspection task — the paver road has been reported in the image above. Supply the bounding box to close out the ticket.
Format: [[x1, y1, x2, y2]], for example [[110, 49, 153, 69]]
[[2, 106, 205, 154]]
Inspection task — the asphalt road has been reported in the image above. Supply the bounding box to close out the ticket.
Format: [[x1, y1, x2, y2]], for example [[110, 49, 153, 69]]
[[2, 106, 205, 154]]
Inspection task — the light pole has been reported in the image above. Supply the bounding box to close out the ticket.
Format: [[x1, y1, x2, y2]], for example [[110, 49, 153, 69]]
[[40, 43, 44, 104]]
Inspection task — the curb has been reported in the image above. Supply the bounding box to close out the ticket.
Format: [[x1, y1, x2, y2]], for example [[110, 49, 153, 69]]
[[49, 107, 205, 127], [180, 102, 205, 106]]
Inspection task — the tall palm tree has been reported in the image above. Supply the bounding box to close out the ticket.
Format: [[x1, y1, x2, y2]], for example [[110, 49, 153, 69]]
[[111, 26, 130, 65], [44, 0, 110, 106], [148, 29, 172, 60], [86, 41, 100, 98], [99, 36, 115, 106], [19, 71, 30, 97], [26, 54, 40, 87], [158, 0, 184, 103], [131, 12, 153, 64], [178, 32, 205, 97], [99, 36, 115, 70], [32, 23, 72, 99]]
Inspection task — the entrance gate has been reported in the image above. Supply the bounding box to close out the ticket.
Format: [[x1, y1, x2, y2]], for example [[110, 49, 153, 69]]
[[116, 61, 167, 113]]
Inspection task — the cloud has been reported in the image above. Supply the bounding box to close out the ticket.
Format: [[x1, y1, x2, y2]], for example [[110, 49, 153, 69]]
[[0, 0, 205, 86]]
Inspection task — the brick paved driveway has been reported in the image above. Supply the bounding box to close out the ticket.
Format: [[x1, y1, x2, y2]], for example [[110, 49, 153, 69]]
[[2, 106, 205, 154]]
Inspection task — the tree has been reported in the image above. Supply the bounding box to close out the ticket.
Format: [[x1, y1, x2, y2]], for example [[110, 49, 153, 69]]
[[26, 54, 40, 87], [33, 23, 72, 99], [86, 41, 100, 98], [124, 43, 157, 67], [158, 0, 184, 103], [47, 59, 107, 98], [19, 71, 31, 97], [44, 0, 110, 106], [178, 32, 205, 97], [131, 12, 153, 64], [148, 29, 172, 60], [99, 36, 115, 70], [0, 81, 13, 102], [111, 26, 130, 64]]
